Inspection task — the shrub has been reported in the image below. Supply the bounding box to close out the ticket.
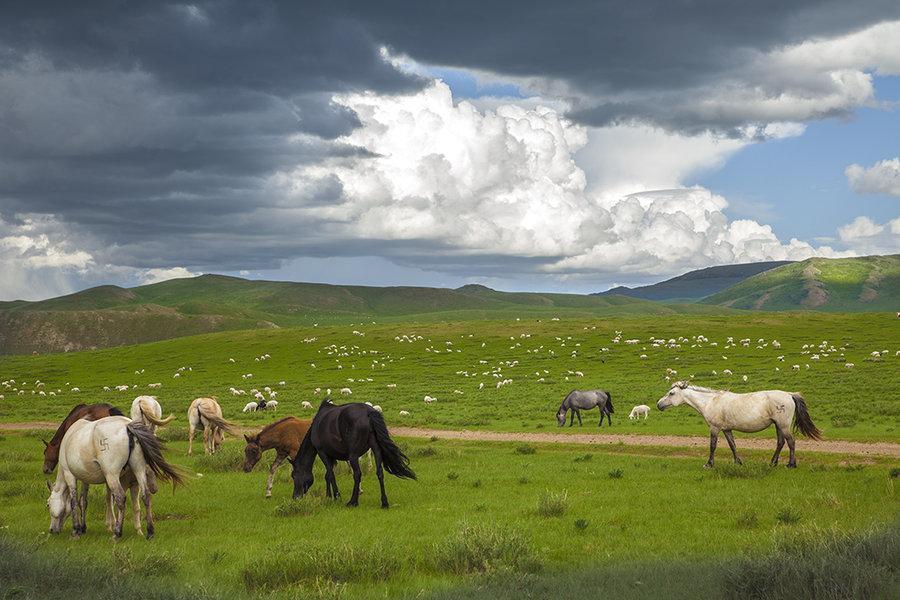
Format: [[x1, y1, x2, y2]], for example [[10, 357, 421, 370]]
[[536, 490, 567, 518], [433, 523, 541, 575], [775, 507, 801, 526], [241, 543, 399, 590], [724, 525, 900, 600], [515, 444, 536, 455]]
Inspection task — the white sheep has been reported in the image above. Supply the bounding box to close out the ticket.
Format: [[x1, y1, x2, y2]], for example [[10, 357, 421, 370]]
[[399, 410, 410, 417], [266, 400, 278, 411], [340, 387, 352, 395], [424, 395, 437, 403], [628, 405, 650, 420], [301, 401, 313, 409], [242, 402, 258, 413]]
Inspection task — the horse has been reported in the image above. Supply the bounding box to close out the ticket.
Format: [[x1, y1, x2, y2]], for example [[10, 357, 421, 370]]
[[628, 405, 650, 420], [42, 403, 123, 474], [291, 400, 416, 508], [187, 397, 234, 454], [130, 396, 175, 435], [47, 416, 184, 538], [556, 390, 614, 427], [243, 417, 312, 497], [657, 381, 822, 468]]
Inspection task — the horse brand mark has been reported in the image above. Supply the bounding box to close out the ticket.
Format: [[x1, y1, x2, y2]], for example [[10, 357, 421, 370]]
[[776, 404, 785, 413], [99, 437, 109, 451]]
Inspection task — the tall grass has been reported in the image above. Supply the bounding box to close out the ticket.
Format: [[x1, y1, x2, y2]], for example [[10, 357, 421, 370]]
[[432, 523, 541, 575]]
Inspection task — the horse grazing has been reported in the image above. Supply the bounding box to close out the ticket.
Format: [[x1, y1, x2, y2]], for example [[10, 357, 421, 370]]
[[243, 417, 312, 497], [657, 381, 822, 468], [187, 397, 234, 454], [42, 403, 123, 474], [47, 416, 184, 539], [291, 400, 416, 508], [556, 390, 614, 427], [130, 396, 175, 435]]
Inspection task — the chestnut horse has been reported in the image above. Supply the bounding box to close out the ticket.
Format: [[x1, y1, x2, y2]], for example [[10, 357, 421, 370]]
[[243, 417, 311, 497], [42, 403, 123, 474]]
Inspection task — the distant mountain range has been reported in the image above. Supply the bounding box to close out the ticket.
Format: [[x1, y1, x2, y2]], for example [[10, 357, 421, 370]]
[[0, 275, 723, 355], [594, 261, 793, 301], [1, 255, 895, 355]]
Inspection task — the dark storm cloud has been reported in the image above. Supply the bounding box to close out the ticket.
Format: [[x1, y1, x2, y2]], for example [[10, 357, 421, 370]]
[[1, 0, 898, 280]]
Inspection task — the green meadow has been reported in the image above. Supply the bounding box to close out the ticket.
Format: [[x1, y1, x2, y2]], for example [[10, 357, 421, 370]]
[[0, 433, 897, 599], [0, 312, 897, 440]]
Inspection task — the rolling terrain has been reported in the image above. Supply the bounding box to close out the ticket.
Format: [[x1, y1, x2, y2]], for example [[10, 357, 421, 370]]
[[595, 261, 792, 301], [702, 255, 900, 311]]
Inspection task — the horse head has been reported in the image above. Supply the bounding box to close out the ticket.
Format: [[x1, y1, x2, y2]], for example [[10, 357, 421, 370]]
[[47, 481, 71, 534], [556, 405, 568, 426], [42, 440, 58, 475], [657, 381, 689, 411], [242, 434, 262, 472]]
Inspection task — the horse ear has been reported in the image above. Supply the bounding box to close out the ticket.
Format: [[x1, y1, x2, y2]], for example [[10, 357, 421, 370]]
[[41, 438, 49, 448], [243, 434, 251, 442]]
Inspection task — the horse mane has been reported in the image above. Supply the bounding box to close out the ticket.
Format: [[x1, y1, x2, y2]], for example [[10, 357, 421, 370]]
[[685, 384, 725, 394], [258, 416, 296, 436], [48, 403, 89, 444]]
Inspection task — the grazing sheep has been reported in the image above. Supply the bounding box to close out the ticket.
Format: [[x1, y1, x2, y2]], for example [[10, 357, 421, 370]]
[[628, 405, 650, 420], [742, 375, 748, 382], [399, 410, 410, 417], [266, 400, 278, 411], [70, 387, 80, 393], [424, 395, 437, 403], [339, 387, 352, 395], [243, 402, 258, 413], [845, 363, 855, 368], [301, 401, 313, 409], [723, 369, 733, 376], [792, 364, 801, 371]]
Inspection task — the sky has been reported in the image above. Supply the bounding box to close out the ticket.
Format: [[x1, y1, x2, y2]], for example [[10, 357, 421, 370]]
[[1, 1, 898, 300]]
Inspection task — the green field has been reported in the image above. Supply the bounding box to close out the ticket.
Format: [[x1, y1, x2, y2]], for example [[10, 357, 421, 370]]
[[1, 312, 897, 441], [0, 432, 897, 599], [1, 310, 898, 598]]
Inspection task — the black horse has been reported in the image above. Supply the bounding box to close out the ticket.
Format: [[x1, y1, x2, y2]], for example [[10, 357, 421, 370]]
[[291, 399, 416, 508]]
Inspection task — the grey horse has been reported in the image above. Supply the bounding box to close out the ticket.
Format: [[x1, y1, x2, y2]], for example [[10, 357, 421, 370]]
[[556, 390, 614, 427]]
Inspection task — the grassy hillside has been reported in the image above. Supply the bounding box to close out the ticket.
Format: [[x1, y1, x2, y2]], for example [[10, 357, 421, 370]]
[[595, 261, 792, 301], [702, 255, 900, 311], [0, 275, 732, 355]]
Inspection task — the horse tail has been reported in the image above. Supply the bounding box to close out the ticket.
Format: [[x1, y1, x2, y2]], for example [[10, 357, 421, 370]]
[[138, 398, 175, 428], [791, 393, 822, 441], [126, 422, 186, 489], [369, 410, 416, 480], [201, 410, 236, 436], [605, 391, 614, 413]]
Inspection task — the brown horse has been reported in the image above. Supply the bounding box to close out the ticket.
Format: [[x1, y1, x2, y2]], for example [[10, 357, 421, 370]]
[[42, 403, 123, 474], [243, 417, 311, 497]]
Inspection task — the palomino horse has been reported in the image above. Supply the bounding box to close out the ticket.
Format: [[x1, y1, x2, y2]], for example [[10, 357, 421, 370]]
[[243, 417, 312, 497], [187, 397, 233, 454], [292, 400, 416, 508], [556, 390, 614, 427], [47, 416, 183, 538], [130, 396, 175, 435], [42, 403, 123, 474], [657, 381, 822, 468]]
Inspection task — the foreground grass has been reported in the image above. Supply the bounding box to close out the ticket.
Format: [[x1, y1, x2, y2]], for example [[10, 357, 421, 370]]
[[0, 431, 897, 598], [1, 312, 898, 441]]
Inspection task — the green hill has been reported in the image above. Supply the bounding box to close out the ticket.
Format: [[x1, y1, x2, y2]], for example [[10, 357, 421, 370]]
[[0, 275, 731, 355], [701, 255, 900, 311], [594, 261, 793, 301]]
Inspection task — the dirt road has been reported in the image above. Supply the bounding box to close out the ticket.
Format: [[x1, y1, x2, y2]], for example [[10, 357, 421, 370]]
[[4, 421, 897, 457]]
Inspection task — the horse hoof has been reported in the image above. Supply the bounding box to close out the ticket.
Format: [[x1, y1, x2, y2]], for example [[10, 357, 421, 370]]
[[787, 463, 797, 469], [703, 463, 713, 469], [346, 501, 358, 508], [381, 503, 389, 509]]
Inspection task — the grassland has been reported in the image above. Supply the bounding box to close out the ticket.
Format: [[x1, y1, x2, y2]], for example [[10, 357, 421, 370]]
[[1, 312, 897, 441], [0, 431, 897, 599]]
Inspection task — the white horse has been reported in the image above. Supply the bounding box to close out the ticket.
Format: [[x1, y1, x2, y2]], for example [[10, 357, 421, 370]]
[[657, 381, 822, 468], [187, 397, 233, 454], [628, 405, 650, 420], [130, 396, 175, 435], [47, 416, 183, 538]]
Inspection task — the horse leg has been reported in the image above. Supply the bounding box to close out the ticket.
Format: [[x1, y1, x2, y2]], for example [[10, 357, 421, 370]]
[[203, 427, 210, 454], [608, 410, 613, 426], [598, 407, 603, 427], [576, 410, 583, 426], [723, 430, 742, 465], [130, 484, 142, 536], [771, 428, 786, 466], [346, 455, 362, 507], [369, 435, 389, 508], [133, 468, 153, 539], [568, 409, 575, 427], [705, 430, 718, 468], [104, 474, 126, 539], [785, 433, 797, 468], [79, 482, 90, 534], [266, 453, 287, 498], [187, 423, 195, 455]]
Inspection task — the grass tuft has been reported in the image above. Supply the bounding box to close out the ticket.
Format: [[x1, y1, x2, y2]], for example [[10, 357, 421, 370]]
[[536, 490, 567, 518], [433, 522, 541, 575], [775, 507, 802, 526]]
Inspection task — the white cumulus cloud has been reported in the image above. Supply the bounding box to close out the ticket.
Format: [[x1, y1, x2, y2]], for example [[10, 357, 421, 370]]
[[845, 157, 900, 196], [139, 267, 200, 285]]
